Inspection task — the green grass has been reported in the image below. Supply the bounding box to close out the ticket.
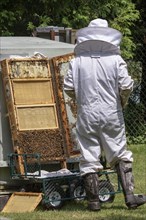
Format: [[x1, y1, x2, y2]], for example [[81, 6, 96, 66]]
[[1, 199, 146, 220], [0, 145, 146, 220]]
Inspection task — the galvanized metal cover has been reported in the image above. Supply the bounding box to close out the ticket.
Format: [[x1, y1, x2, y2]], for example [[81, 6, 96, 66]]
[[0, 36, 74, 60]]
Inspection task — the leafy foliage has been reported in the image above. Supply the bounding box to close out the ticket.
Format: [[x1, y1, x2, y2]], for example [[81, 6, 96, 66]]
[[0, 0, 140, 59]]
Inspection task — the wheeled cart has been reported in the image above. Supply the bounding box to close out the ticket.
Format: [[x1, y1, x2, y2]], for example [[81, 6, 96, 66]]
[[41, 169, 122, 209], [8, 153, 122, 210]]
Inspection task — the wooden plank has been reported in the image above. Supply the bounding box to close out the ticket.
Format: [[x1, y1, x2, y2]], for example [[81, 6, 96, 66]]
[[1, 59, 18, 138], [2, 192, 42, 213], [15, 147, 25, 175], [60, 160, 67, 169], [12, 78, 50, 81], [16, 104, 57, 108]]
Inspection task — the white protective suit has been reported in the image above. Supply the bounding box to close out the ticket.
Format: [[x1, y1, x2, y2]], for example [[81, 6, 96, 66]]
[[64, 19, 134, 175]]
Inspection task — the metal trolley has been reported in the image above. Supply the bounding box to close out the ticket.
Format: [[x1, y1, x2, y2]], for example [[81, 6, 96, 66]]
[[8, 153, 122, 210]]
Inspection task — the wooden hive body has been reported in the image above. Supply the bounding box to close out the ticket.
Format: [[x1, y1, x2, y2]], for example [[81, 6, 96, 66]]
[[1, 53, 76, 173]]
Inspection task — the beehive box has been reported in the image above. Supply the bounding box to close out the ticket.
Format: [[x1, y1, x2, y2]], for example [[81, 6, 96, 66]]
[[1, 54, 76, 173]]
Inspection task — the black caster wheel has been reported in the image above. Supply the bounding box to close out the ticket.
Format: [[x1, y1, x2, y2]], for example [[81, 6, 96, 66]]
[[43, 186, 65, 210], [72, 183, 86, 201], [99, 180, 115, 203]]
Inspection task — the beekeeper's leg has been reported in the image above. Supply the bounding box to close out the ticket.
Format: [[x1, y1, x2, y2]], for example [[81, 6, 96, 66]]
[[115, 161, 146, 209], [76, 131, 103, 211], [83, 172, 100, 211], [100, 114, 146, 209]]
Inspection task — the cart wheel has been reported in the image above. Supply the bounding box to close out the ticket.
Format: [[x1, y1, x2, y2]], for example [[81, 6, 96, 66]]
[[73, 184, 86, 201], [44, 186, 64, 210], [69, 179, 115, 203], [99, 180, 115, 203]]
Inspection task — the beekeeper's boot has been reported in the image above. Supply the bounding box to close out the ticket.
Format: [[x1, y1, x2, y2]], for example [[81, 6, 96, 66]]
[[83, 173, 100, 211], [115, 161, 146, 209]]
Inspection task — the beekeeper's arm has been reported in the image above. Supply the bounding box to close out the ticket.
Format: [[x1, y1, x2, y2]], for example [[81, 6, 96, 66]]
[[118, 56, 134, 108], [64, 60, 76, 99]]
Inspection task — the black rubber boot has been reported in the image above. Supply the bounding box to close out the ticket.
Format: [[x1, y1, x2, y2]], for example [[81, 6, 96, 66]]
[[115, 161, 146, 209], [83, 173, 100, 211]]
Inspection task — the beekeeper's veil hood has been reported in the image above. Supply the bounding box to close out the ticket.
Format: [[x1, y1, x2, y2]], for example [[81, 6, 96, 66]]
[[74, 18, 122, 55]]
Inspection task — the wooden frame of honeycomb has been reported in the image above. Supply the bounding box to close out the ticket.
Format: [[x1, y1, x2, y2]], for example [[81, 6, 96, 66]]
[[1, 54, 77, 174]]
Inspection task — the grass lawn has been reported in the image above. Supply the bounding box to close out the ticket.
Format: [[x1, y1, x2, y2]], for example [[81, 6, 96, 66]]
[[0, 145, 146, 220]]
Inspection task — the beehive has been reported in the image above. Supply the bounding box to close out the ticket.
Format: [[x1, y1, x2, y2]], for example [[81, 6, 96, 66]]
[[1, 54, 75, 172]]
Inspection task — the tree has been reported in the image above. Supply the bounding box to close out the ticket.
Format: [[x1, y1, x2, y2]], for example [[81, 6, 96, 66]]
[[0, 0, 139, 59], [132, 0, 146, 121]]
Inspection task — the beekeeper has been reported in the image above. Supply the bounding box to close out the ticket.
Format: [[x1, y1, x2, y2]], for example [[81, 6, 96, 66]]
[[64, 18, 146, 211]]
